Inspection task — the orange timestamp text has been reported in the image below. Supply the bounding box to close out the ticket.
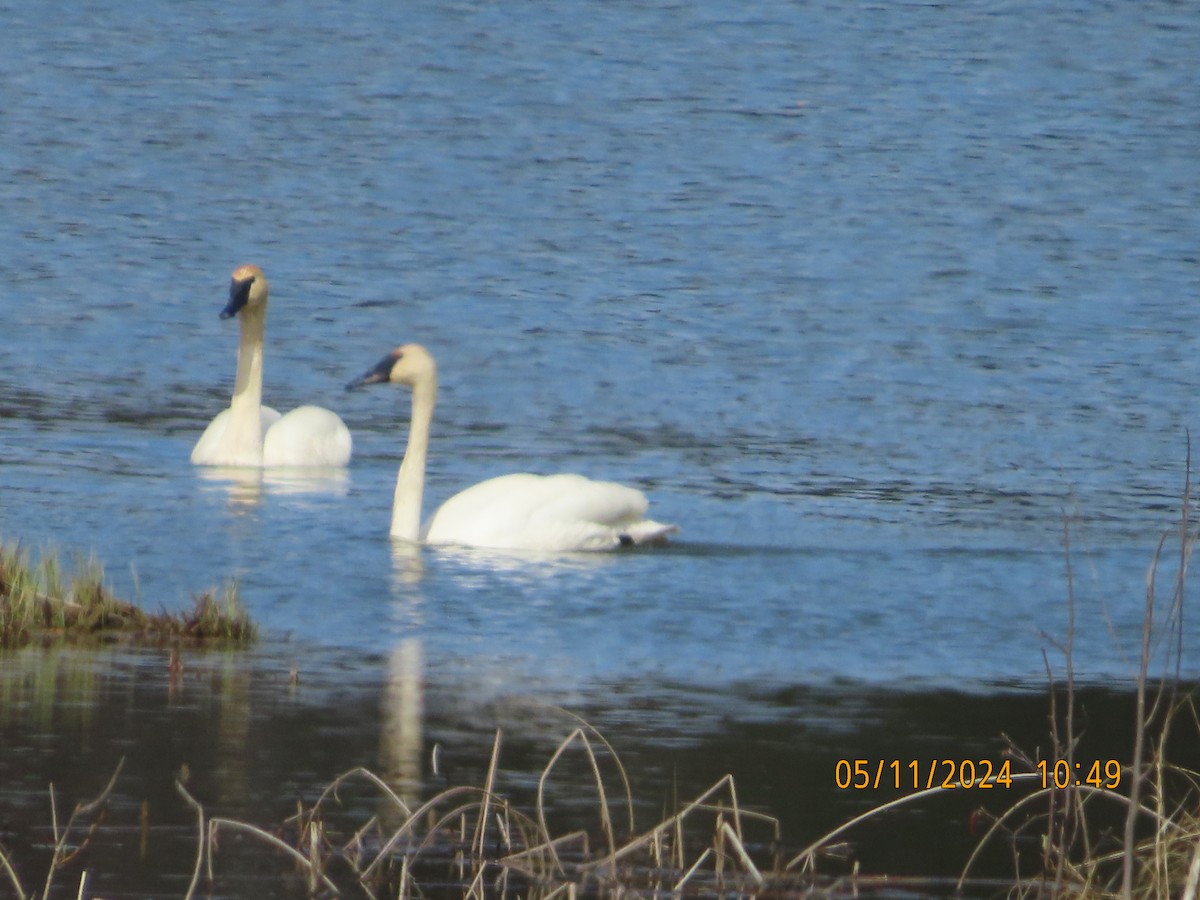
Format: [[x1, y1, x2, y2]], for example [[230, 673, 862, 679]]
[[835, 758, 1015, 790], [834, 758, 1123, 791]]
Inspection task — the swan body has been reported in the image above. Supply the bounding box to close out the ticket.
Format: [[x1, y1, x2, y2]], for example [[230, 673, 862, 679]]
[[347, 344, 677, 552], [425, 472, 668, 551], [191, 265, 352, 468]]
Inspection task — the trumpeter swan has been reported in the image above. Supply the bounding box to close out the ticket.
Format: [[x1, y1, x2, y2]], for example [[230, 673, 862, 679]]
[[346, 343, 677, 551], [191, 265, 352, 468]]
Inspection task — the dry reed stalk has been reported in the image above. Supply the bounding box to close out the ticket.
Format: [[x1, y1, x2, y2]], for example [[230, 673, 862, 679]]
[[36, 758, 124, 900], [537, 727, 619, 874], [472, 729, 503, 861], [957, 782, 1184, 893], [1125, 531, 1169, 900], [674, 846, 712, 893], [174, 776, 206, 900], [205, 817, 339, 895], [719, 821, 763, 886], [1060, 514, 1080, 895], [306, 766, 415, 825], [361, 785, 536, 885], [0, 845, 26, 900], [786, 773, 1028, 876], [1120, 446, 1194, 900], [344, 813, 380, 864], [397, 855, 410, 900], [498, 829, 589, 877], [362, 791, 482, 880], [581, 773, 750, 875], [1183, 834, 1200, 900], [48, 782, 59, 850], [463, 864, 486, 900], [550, 706, 637, 836], [675, 799, 686, 871], [975, 454, 1198, 900]]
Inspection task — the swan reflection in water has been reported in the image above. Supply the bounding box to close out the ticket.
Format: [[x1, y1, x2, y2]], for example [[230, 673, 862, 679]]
[[379, 636, 424, 810], [381, 541, 426, 811], [195, 465, 349, 508], [379, 540, 642, 815], [428, 544, 618, 579]]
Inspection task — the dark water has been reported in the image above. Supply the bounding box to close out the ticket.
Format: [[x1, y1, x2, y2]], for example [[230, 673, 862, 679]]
[[2, 0, 1200, 893], [2, 645, 1193, 898]]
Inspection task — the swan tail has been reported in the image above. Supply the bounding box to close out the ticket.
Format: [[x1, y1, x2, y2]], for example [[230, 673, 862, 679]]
[[618, 520, 679, 547]]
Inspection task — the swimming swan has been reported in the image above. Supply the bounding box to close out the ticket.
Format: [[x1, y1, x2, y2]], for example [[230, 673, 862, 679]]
[[191, 265, 352, 468], [346, 343, 677, 551]]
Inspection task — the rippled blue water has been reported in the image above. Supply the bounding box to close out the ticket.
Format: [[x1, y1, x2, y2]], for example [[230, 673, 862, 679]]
[[2, 0, 1200, 704]]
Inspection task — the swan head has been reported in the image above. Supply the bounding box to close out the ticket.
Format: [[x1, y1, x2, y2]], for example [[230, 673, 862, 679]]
[[346, 343, 436, 391], [220, 264, 269, 320]]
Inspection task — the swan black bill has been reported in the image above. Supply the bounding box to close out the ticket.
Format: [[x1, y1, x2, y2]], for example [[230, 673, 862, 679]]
[[345, 354, 395, 391], [220, 275, 254, 319]]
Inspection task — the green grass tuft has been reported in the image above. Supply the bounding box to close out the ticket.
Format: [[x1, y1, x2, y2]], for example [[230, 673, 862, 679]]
[[0, 540, 255, 648]]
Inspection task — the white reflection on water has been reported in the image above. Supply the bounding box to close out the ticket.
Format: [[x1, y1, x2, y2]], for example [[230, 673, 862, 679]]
[[196, 466, 350, 508], [390, 540, 426, 587], [428, 544, 618, 580], [380, 637, 424, 809], [388, 531, 630, 590], [384, 541, 427, 808]]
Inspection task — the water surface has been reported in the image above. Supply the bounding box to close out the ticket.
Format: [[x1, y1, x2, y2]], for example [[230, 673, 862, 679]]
[[2, 0, 1199, 891]]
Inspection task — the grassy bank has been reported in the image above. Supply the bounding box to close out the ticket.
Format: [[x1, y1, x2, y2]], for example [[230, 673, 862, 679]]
[[0, 541, 255, 647]]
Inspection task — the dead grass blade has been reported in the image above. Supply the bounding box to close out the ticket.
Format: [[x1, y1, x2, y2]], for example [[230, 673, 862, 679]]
[[206, 817, 340, 895], [472, 729, 503, 861], [1183, 833, 1200, 900], [0, 842, 27, 900], [719, 821, 763, 887], [537, 727, 618, 875], [582, 773, 743, 875], [174, 776, 206, 900], [550, 706, 636, 836], [38, 757, 124, 900]]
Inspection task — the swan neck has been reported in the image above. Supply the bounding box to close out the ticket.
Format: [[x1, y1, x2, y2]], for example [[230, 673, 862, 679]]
[[391, 375, 436, 542], [214, 308, 266, 465], [231, 309, 266, 414]]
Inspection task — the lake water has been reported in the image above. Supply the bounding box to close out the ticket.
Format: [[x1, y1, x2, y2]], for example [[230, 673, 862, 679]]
[[2, 0, 1199, 892]]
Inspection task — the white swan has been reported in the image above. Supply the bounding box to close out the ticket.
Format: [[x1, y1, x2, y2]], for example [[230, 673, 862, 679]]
[[191, 265, 352, 468], [346, 343, 677, 551]]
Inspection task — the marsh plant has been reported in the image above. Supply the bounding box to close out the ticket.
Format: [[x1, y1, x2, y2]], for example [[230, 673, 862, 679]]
[[0, 540, 254, 647]]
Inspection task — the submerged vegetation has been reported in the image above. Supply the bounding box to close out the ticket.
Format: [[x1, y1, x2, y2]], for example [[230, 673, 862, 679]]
[[0, 541, 255, 647]]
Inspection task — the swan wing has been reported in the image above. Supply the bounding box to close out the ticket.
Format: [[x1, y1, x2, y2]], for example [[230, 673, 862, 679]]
[[424, 473, 676, 551], [262, 404, 353, 467], [191, 405, 281, 465]]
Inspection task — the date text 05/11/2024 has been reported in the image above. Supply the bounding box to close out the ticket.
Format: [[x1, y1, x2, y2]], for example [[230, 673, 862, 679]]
[[834, 758, 1123, 791]]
